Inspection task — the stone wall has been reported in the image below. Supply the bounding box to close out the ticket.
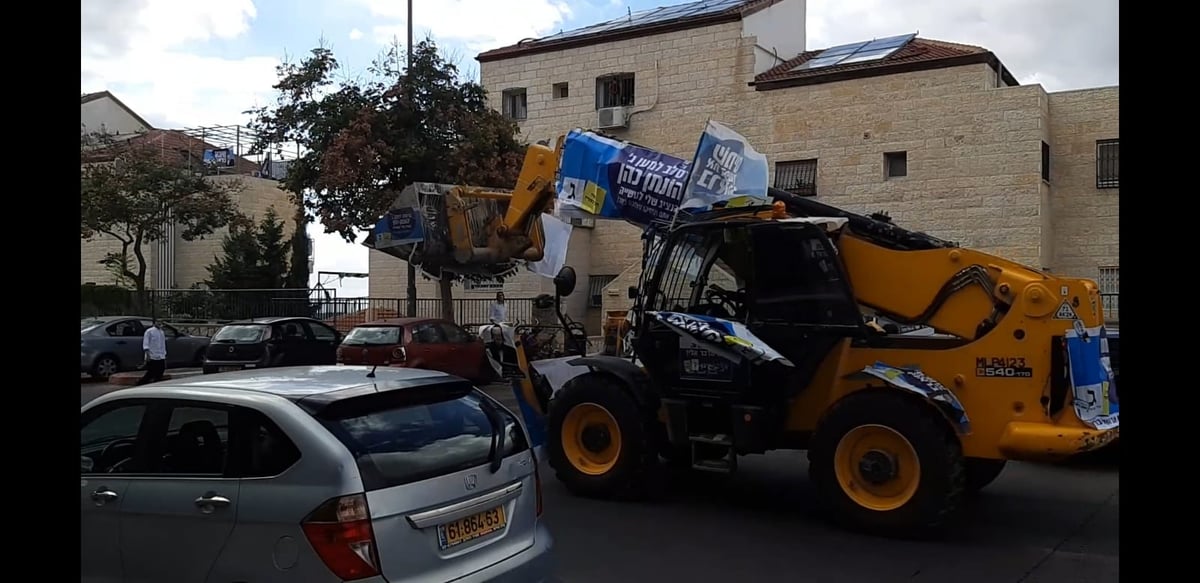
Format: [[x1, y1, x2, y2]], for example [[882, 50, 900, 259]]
[[1047, 87, 1120, 279], [80, 176, 297, 289]]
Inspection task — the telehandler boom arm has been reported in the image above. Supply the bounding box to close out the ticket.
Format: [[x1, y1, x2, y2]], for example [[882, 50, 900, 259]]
[[444, 139, 563, 266]]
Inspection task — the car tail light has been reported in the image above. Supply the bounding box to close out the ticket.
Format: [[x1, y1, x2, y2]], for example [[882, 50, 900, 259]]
[[301, 494, 379, 581], [392, 347, 406, 362]]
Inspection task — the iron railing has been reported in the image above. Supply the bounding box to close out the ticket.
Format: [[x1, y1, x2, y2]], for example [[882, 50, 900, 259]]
[[1101, 292, 1119, 323], [80, 287, 537, 334]]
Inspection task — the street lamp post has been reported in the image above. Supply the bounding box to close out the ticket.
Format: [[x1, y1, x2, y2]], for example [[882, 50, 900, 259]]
[[404, 0, 418, 317]]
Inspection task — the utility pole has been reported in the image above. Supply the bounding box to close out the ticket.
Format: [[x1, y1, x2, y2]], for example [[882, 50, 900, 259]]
[[404, 0, 418, 317]]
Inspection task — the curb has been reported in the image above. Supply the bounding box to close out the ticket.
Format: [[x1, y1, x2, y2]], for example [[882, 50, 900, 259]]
[[108, 370, 205, 386]]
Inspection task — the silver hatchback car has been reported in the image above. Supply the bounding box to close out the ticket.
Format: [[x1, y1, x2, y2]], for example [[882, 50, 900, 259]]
[[81, 366, 555, 583]]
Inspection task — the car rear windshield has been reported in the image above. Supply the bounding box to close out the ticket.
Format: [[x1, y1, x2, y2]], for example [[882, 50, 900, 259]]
[[343, 326, 403, 346], [213, 324, 269, 343], [314, 385, 528, 491]]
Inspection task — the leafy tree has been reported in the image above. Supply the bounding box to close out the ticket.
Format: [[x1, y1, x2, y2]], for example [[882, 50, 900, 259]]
[[247, 38, 527, 320], [256, 209, 290, 289], [205, 209, 295, 290], [285, 207, 311, 289], [81, 133, 243, 292]]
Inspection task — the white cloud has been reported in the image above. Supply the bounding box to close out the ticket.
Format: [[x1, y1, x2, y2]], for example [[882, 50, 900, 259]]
[[349, 28, 365, 41], [81, 0, 279, 128], [357, 0, 573, 51]]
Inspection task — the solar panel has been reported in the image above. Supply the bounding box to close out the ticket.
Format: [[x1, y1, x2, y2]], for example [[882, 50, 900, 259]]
[[818, 41, 869, 57], [789, 33, 916, 72], [531, 0, 748, 44], [861, 33, 916, 51]]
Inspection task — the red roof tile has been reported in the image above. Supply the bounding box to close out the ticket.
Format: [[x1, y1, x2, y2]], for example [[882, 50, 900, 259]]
[[82, 129, 263, 176], [477, 0, 782, 62], [754, 37, 1004, 88]]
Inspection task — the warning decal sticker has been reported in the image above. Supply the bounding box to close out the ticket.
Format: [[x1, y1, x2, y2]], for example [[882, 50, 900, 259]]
[[1053, 301, 1078, 320]]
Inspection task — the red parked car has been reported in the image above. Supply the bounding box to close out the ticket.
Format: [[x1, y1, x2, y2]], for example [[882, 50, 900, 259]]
[[337, 317, 495, 383]]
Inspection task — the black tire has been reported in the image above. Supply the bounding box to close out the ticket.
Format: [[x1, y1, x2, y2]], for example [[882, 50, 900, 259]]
[[808, 391, 966, 538], [546, 372, 660, 500], [91, 354, 120, 380], [964, 458, 1007, 493]]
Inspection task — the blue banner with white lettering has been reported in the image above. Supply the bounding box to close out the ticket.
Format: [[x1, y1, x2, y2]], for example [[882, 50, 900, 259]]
[[678, 120, 771, 214], [556, 129, 691, 226], [372, 206, 425, 249]]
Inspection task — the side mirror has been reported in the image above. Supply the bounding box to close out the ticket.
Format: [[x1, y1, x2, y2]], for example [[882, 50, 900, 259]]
[[627, 286, 638, 299], [553, 266, 577, 297]]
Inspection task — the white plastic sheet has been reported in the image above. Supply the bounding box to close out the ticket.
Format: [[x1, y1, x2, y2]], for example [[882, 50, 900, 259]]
[[529, 213, 573, 278]]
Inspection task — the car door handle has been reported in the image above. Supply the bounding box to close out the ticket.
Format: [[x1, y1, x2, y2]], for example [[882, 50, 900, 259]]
[[90, 488, 119, 505], [194, 494, 232, 511]]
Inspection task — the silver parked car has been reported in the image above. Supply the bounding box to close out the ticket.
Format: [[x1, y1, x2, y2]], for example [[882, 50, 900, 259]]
[[80, 366, 555, 583], [81, 316, 211, 379]]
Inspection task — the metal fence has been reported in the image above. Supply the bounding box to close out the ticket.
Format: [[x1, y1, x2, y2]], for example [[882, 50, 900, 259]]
[[81, 288, 538, 333], [1101, 293, 1118, 323]]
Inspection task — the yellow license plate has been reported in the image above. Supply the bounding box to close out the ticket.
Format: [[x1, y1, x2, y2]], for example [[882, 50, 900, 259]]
[[437, 506, 507, 550]]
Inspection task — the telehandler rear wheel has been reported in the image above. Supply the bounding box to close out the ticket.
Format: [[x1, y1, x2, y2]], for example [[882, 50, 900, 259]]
[[547, 373, 660, 500], [808, 391, 966, 538], [964, 458, 1007, 493]]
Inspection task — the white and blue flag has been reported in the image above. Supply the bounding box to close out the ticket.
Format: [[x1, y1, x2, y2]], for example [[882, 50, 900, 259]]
[[676, 121, 771, 216], [1066, 326, 1119, 430]]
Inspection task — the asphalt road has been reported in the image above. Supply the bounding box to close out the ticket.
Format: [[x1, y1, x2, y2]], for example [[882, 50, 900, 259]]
[[80, 381, 1118, 583]]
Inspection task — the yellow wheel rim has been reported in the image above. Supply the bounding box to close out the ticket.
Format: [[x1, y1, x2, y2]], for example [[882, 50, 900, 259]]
[[561, 403, 622, 476], [833, 424, 921, 512]]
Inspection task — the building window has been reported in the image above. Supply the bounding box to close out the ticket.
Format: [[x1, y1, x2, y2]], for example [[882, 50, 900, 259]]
[[1096, 139, 1119, 189], [464, 280, 503, 292], [1041, 141, 1051, 183], [884, 151, 907, 179], [502, 88, 527, 120], [1098, 266, 1118, 321], [774, 159, 818, 196], [553, 82, 569, 99], [595, 73, 635, 109], [588, 275, 617, 308]]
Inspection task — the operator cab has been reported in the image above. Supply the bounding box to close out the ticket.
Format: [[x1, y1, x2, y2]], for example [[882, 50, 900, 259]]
[[634, 216, 865, 403]]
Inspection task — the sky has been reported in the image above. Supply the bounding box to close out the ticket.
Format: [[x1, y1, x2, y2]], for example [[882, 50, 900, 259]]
[[81, 0, 1119, 298]]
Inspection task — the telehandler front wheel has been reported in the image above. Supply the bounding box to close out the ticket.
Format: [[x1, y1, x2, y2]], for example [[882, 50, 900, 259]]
[[808, 391, 966, 538], [546, 373, 660, 500]]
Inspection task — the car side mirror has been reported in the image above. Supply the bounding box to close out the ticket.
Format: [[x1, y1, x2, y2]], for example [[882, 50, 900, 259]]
[[628, 286, 638, 299], [553, 266, 577, 297]]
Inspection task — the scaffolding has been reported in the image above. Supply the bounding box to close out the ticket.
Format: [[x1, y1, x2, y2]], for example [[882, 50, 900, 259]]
[[171, 124, 303, 179]]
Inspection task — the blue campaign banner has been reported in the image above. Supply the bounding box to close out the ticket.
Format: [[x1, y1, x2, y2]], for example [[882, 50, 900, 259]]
[[1066, 326, 1119, 430], [678, 121, 771, 213], [372, 206, 425, 249], [556, 129, 691, 226]]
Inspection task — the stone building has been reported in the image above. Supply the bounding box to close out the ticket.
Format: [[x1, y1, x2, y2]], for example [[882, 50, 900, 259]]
[[80, 92, 306, 290], [368, 0, 1119, 327]]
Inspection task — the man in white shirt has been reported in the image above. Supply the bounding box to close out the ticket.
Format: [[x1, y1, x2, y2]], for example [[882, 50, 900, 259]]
[[138, 319, 168, 385], [489, 291, 508, 324]]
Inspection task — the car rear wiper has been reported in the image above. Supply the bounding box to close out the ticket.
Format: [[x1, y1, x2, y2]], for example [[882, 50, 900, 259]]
[[482, 402, 505, 474]]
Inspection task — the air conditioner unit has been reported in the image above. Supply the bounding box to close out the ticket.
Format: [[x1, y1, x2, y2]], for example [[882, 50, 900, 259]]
[[569, 216, 596, 229], [597, 107, 628, 130]]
